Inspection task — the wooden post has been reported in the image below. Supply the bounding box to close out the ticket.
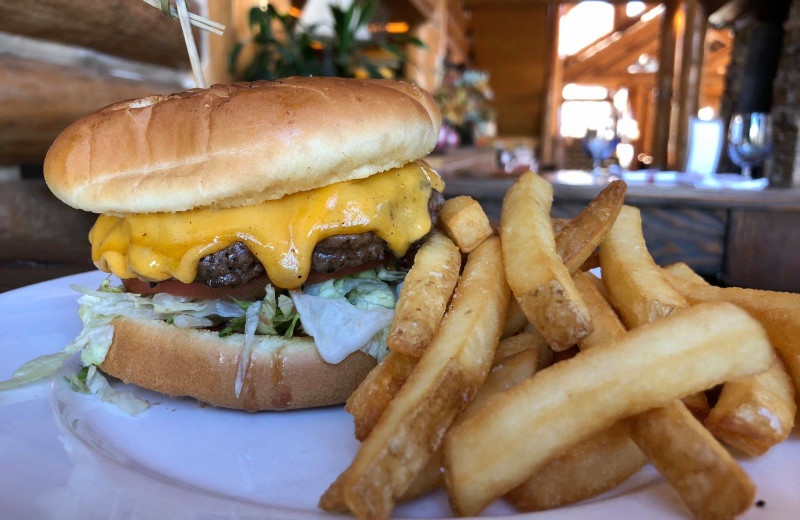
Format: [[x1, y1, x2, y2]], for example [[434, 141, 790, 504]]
[[652, 0, 680, 170], [675, 0, 707, 169], [541, 1, 562, 167], [629, 85, 651, 168], [203, 0, 236, 85], [406, 0, 447, 92]]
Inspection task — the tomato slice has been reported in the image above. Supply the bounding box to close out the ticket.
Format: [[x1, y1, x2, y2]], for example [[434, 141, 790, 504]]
[[122, 276, 270, 300], [120, 261, 385, 300]]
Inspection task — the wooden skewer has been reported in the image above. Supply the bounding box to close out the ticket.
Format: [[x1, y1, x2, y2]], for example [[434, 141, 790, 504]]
[[140, 0, 226, 35], [140, 0, 223, 88], [174, 0, 206, 88]]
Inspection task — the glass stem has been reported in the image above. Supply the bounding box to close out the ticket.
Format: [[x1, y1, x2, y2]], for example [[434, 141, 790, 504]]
[[742, 165, 753, 180]]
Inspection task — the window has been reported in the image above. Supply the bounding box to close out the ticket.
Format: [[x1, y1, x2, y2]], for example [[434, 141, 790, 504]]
[[560, 101, 613, 138], [626, 2, 646, 18], [558, 2, 615, 57]]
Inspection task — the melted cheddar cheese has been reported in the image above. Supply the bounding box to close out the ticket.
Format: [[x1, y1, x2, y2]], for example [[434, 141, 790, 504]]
[[90, 161, 444, 289]]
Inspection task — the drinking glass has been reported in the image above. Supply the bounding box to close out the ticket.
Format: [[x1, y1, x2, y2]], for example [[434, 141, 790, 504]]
[[582, 120, 618, 174], [728, 113, 772, 179]]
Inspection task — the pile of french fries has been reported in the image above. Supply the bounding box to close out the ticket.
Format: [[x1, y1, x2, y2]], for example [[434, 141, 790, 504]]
[[320, 171, 798, 520]]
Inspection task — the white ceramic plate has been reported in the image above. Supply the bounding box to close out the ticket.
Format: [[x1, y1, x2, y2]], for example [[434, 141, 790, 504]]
[[0, 271, 797, 520]]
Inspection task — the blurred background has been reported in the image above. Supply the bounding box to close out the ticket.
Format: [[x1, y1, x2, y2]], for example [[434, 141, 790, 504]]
[[1, 0, 799, 292]]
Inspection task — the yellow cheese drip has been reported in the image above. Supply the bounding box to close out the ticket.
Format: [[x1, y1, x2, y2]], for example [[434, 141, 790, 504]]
[[90, 161, 444, 289]]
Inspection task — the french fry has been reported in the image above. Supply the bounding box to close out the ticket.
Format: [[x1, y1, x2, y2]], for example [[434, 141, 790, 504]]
[[387, 231, 461, 358], [598, 211, 760, 520], [555, 180, 626, 273], [552, 346, 579, 363], [599, 205, 687, 327], [705, 360, 796, 456], [401, 350, 539, 502], [320, 237, 509, 520], [507, 421, 646, 511], [467, 350, 539, 421], [493, 329, 553, 369], [572, 272, 626, 349], [399, 452, 444, 502], [663, 263, 796, 452], [437, 196, 493, 253], [585, 269, 611, 299], [664, 271, 800, 395], [579, 250, 600, 271], [682, 391, 711, 422], [664, 262, 709, 285], [507, 274, 646, 511], [505, 273, 643, 510], [501, 296, 528, 338], [443, 302, 775, 516], [551, 217, 571, 234], [626, 401, 756, 520], [501, 171, 592, 350], [345, 351, 417, 441]]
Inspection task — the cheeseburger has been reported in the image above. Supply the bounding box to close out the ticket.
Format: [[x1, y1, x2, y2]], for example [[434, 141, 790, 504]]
[[40, 77, 444, 411]]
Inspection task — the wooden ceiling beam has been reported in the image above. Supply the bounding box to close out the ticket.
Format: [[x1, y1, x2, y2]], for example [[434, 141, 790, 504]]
[[565, 37, 659, 80], [564, 15, 661, 81], [563, 73, 657, 89]]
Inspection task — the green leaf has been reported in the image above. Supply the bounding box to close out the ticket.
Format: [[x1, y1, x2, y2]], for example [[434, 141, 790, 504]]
[[284, 313, 300, 339], [357, 0, 379, 29], [381, 42, 409, 62], [249, 6, 272, 41], [228, 41, 244, 75], [391, 35, 425, 48], [219, 315, 247, 337], [98, 279, 124, 293], [230, 297, 253, 312]]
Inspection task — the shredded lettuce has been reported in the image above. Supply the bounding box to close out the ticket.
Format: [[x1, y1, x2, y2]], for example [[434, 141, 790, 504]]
[[0, 282, 119, 391], [291, 292, 394, 364], [65, 366, 91, 393], [234, 300, 262, 397], [1, 266, 407, 398], [83, 366, 150, 416], [65, 365, 149, 416], [304, 266, 402, 310], [0, 339, 84, 391], [290, 266, 407, 363], [219, 286, 301, 337]]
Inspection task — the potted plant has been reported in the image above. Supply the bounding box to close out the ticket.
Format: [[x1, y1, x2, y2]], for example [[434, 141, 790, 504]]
[[229, 1, 424, 81]]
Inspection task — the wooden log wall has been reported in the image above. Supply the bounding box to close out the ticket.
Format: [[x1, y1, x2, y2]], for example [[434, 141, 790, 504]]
[[0, 0, 201, 68], [0, 0, 241, 165], [0, 57, 177, 164], [469, 1, 551, 137]]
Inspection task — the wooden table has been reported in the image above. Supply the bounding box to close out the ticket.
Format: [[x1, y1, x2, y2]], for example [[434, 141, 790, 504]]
[[0, 180, 95, 293], [445, 171, 800, 292]]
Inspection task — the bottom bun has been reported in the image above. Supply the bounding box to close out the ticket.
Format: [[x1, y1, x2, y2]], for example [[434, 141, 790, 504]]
[[99, 317, 377, 411]]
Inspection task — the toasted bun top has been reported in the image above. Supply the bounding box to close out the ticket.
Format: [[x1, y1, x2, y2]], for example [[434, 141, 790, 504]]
[[44, 77, 441, 214]]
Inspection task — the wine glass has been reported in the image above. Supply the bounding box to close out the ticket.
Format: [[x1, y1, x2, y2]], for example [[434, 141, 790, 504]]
[[728, 113, 772, 179], [582, 119, 619, 175]]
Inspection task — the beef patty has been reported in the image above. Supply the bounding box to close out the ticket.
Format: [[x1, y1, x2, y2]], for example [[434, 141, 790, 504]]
[[195, 190, 445, 287]]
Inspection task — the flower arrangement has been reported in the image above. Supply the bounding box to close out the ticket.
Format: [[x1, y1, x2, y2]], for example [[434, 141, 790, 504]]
[[434, 67, 497, 146]]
